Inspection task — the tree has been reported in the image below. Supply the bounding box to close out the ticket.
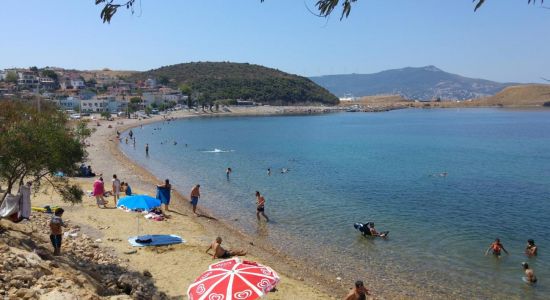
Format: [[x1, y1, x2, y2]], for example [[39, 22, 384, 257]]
[[41, 69, 59, 81], [0, 101, 86, 204], [100, 111, 111, 119], [95, 0, 544, 23], [5, 71, 18, 83]]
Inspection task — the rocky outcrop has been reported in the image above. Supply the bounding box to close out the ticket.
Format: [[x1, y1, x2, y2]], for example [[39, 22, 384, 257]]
[[0, 214, 168, 299]]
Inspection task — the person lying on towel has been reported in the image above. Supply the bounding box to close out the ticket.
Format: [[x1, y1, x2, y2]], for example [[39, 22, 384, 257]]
[[205, 237, 247, 259]]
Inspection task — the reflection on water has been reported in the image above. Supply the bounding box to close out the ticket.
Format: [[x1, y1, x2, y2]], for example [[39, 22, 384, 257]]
[[122, 109, 550, 299]]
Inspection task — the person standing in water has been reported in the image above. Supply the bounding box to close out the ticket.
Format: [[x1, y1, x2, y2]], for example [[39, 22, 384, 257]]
[[226, 168, 232, 180], [190, 184, 201, 215], [267, 168, 271, 176], [522, 262, 538, 284], [485, 238, 509, 257], [525, 239, 538, 256], [255, 191, 269, 222], [145, 143, 149, 156]]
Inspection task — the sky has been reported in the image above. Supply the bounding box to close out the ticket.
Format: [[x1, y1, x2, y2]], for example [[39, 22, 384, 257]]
[[1, 0, 549, 83]]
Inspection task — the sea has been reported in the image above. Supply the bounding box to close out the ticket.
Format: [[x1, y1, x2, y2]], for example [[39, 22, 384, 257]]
[[120, 108, 550, 299]]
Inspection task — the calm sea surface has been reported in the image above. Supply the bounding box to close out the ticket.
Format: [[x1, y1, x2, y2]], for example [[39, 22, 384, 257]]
[[121, 108, 550, 299]]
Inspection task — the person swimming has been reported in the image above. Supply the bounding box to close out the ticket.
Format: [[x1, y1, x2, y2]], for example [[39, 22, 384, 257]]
[[525, 239, 538, 257], [522, 262, 538, 284], [485, 238, 509, 257]]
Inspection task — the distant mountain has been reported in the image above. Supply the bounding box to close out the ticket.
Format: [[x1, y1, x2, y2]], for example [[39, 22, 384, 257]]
[[130, 62, 339, 105], [310, 66, 518, 100]]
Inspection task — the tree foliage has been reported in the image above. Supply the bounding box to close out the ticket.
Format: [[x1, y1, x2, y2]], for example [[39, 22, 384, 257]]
[[96, 0, 545, 23], [129, 62, 339, 105], [5, 71, 18, 83], [0, 101, 86, 204]]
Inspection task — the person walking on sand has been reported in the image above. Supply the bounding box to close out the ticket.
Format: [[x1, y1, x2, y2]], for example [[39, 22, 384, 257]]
[[157, 179, 172, 211], [255, 191, 269, 222], [49, 208, 67, 256], [485, 238, 509, 257], [93, 176, 106, 208], [205, 237, 247, 259], [345, 280, 370, 300], [525, 239, 538, 256], [112, 174, 121, 206], [522, 262, 538, 284], [190, 184, 201, 215], [145, 143, 149, 156]]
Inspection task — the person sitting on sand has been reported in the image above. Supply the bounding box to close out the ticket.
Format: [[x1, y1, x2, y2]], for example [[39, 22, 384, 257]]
[[344, 280, 370, 300], [205, 237, 247, 259], [485, 238, 509, 257], [525, 239, 538, 257], [124, 182, 132, 196], [522, 262, 538, 284]]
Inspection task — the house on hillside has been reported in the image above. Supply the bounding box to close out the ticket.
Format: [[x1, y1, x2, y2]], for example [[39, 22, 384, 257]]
[[17, 71, 39, 89]]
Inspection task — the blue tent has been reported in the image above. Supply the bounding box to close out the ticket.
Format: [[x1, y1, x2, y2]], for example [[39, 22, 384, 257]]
[[117, 195, 161, 210]]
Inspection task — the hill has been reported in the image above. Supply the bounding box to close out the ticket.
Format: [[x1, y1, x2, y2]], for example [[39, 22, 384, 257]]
[[482, 84, 550, 106], [310, 66, 517, 101], [130, 62, 339, 105]]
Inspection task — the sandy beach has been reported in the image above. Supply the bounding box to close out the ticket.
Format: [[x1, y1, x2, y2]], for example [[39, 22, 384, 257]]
[[21, 107, 346, 299]]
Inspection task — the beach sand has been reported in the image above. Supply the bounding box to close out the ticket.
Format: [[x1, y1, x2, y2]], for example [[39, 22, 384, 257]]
[[30, 108, 343, 299]]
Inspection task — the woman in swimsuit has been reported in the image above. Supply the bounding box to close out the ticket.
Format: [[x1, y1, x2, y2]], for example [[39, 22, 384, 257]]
[[525, 239, 538, 257], [255, 191, 269, 222]]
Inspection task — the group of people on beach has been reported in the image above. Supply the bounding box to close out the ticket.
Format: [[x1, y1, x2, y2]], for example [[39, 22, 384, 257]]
[[92, 174, 132, 208], [485, 238, 539, 283]]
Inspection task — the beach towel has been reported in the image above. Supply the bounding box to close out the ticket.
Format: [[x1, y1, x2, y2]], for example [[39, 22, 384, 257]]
[[128, 234, 184, 247], [18, 185, 31, 219], [156, 187, 171, 205], [0, 194, 21, 222], [31, 206, 59, 213]]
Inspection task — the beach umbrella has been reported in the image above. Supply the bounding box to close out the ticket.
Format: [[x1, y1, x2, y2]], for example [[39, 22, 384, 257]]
[[117, 194, 161, 210], [187, 258, 280, 300]]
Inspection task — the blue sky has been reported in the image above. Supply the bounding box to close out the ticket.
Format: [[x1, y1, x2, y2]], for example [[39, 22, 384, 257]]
[[1, 0, 549, 83]]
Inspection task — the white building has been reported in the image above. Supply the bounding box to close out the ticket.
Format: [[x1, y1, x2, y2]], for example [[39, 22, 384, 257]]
[[51, 96, 80, 111], [17, 72, 39, 88], [0, 70, 6, 81]]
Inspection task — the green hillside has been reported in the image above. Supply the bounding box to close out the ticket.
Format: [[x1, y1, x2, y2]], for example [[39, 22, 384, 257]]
[[131, 62, 339, 105]]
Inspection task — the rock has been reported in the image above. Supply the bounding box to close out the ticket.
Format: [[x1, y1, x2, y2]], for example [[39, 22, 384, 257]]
[[15, 288, 29, 297], [142, 270, 152, 278], [123, 250, 136, 255]]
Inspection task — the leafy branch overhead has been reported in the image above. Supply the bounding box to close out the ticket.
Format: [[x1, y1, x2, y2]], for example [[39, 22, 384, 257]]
[[96, 0, 545, 23]]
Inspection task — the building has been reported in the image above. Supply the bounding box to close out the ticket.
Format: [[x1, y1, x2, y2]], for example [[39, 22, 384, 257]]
[[17, 71, 39, 89]]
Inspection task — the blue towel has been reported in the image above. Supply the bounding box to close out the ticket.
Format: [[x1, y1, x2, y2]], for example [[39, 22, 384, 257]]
[[156, 187, 171, 205], [128, 234, 184, 247]]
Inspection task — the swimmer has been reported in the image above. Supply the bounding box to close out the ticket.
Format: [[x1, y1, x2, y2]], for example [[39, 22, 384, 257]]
[[522, 262, 538, 284], [344, 280, 370, 300], [281, 168, 289, 174], [525, 239, 538, 257], [485, 238, 509, 257], [267, 168, 271, 176]]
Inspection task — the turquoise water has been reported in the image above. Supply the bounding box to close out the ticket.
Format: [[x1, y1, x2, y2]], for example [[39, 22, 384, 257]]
[[121, 109, 550, 298]]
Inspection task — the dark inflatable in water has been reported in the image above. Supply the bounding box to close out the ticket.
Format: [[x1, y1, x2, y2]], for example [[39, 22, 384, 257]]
[[354, 222, 389, 237]]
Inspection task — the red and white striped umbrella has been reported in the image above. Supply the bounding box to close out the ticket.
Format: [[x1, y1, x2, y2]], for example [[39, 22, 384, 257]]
[[188, 258, 280, 300]]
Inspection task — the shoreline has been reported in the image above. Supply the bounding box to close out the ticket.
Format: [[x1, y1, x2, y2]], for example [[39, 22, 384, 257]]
[[86, 106, 345, 298]]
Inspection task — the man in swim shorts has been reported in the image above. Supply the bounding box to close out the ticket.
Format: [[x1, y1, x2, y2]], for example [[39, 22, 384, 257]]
[[485, 238, 509, 257], [205, 237, 247, 259], [190, 184, 200, 215]]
